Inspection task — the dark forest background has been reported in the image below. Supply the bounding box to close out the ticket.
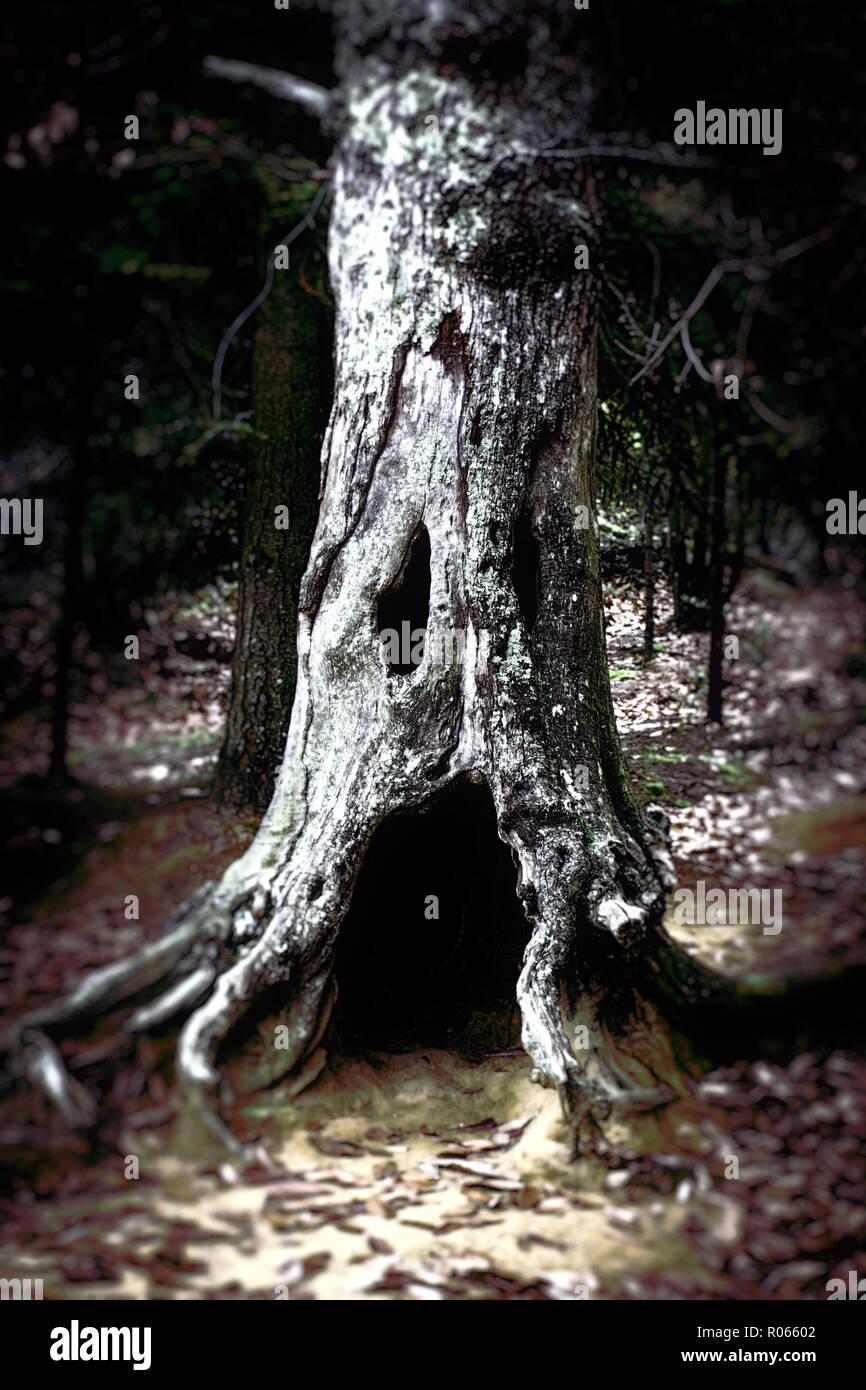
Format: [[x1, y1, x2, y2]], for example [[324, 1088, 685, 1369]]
[[1, 1, 862, 759]]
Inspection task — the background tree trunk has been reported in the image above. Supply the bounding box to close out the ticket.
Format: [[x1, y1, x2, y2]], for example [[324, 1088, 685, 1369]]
[[707, 448, 727, 723], [214, 241, 333, 810], [668, 459, 685, 627], [643, 505, 655, 665], [49, 430, 86, 783]]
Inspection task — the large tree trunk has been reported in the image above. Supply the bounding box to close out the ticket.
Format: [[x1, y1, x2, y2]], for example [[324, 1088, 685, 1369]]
[[5, 0, 711, 1155]]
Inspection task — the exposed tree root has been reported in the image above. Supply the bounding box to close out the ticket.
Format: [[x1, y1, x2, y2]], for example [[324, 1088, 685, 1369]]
[[0, 784, 733, 1165]]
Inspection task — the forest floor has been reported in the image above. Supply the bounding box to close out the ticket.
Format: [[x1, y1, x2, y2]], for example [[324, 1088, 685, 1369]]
[[1, 566, 865, 1299]]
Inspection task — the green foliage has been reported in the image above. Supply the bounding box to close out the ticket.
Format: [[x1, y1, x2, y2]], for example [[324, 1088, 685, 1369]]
[[609, 668, 643, 682]]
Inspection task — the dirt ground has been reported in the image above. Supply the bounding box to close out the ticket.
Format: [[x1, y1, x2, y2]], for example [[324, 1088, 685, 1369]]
[[1, 568, 865, 1299]]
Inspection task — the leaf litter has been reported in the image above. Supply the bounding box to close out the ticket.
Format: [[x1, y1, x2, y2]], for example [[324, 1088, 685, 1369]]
[[1, 567, 864, 1298]]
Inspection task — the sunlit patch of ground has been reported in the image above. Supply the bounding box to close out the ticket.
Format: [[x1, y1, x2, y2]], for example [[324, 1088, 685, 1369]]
[[2, 1045, 864, 1300], [607, 569, 866, 986], [0, 582, 233, 791]]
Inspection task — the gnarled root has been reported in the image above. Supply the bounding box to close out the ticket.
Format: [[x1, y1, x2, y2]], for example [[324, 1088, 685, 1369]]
[[0, 880, 306, 1155], [511, 815, 709, 1151], [1, 890, 213, 1121], [1, 817, 356, 1159]]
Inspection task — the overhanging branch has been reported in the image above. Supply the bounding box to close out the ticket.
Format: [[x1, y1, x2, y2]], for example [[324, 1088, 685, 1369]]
[[204, 55, 333, 120]]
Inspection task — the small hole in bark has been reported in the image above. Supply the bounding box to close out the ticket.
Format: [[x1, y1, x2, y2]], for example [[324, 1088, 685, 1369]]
[[512, 506, 540, 631], [377, 524, 431, 675], [334, 782, 529, 1054], [309, 877, 324, 901]]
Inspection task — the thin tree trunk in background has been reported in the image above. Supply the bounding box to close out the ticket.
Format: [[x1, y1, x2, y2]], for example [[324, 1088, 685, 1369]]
[[707, 448, 727, 724], [668, 459, 684, 627], [675, 508, 712, 632], [214, 249, 333, 810], [758, 493, 768, 552], [694, 505, 709, 575], [726, 472, 745, 602], [812, 505, 830, 580], [49, 435, 85, 782], [643, 505, 655, 664]]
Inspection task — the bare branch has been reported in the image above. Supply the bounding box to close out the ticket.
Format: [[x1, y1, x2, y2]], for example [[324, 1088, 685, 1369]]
[[629, 263, 726, 384], [604, 275, 654, 347], [640, 234, 662, 324], [680, 322, 715, 383], [204, 55, 333, 120], [534, 141, 713, 170], [613, 336, 648, 363], [744, 392, 813, 438], [628, 226, 834, 385]]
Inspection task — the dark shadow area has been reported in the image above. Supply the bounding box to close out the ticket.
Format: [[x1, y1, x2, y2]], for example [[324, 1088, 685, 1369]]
[[653, 959, 866, 1070], [334, 780, 529, 1054], [377, 524, 431, 675], [512, 506, 540, 632]]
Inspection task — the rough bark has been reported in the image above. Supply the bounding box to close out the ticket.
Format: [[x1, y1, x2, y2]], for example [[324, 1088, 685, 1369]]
[[5, 0, 723, 1155], [214, 240, 333, 811]]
